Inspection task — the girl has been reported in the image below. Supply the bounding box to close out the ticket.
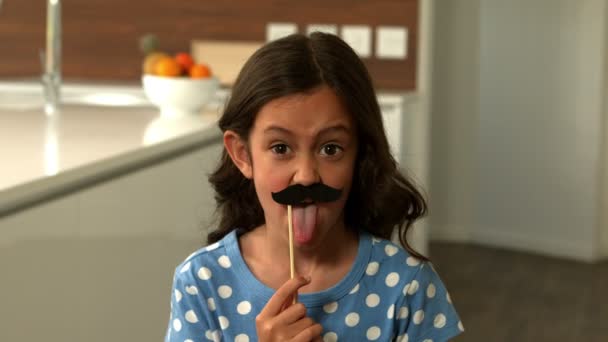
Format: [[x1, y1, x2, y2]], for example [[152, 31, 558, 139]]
[[165, 32, 463, 342]]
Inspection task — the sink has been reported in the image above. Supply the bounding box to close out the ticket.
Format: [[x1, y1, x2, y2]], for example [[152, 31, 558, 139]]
[[0, 80, 153, 111]]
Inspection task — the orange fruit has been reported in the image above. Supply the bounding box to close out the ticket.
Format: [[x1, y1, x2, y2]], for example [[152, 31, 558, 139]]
[[142, 52, 169, 74], [175, 52, 195, 73], [189, 64, 211, 78], [154, 57, 181, 77]]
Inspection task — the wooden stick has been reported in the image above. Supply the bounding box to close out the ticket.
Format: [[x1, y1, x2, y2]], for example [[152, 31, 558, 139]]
[[287, 205, 297, 304]]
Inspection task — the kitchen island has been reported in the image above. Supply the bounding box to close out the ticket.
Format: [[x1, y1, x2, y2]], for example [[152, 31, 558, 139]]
[[0, 82, 227, 342], [0, 82, 227, 217]]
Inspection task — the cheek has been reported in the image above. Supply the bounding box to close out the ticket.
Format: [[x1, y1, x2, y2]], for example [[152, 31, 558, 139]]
[[323, 158, 356, 192], [254, 162, 291, 193], [251, 159, 292, 209]]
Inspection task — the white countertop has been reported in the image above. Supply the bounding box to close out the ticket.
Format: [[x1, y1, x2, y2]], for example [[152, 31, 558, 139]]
[[0, 80, 413, 217], [0, 82, 226, 216]]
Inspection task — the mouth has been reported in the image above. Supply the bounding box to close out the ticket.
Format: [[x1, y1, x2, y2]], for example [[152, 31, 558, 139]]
[[290, 203, 318, 244], [292, 200, 314, 208]]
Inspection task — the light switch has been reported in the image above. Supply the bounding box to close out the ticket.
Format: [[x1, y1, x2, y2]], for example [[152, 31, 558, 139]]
[[376, 26, 408, 59], [306, 24, 338, 36], [266, 22, 298, 42], [340, 25, 372, 58]]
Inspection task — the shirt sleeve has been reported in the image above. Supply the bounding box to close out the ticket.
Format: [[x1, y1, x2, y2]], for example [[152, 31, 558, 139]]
[[164, 265, 220, 342], [394, 261, 464, 342]]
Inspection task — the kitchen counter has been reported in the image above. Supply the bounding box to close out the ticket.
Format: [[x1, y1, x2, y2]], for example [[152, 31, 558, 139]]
[[0, 80, 417, 220], [0, 84, 227, 216]]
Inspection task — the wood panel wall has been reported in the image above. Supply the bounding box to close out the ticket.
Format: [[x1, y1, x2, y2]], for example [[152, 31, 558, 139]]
[[0, 0, 418, 90]]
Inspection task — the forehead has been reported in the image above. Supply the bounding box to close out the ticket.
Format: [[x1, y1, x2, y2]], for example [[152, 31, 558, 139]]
[[252, 86, 354, 135]]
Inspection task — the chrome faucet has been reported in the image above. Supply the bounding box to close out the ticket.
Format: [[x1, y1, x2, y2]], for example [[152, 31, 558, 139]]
[[42, 0, 61, 115]]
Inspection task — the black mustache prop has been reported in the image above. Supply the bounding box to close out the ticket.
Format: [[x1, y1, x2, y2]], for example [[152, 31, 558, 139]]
[[271, 183, 343, 205]]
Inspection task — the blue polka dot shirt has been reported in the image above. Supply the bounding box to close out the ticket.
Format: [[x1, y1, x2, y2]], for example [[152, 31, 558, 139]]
[[165, 230, 464, 341]]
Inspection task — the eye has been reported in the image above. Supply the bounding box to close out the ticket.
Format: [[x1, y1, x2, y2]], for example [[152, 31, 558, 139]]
[[271, 143, 290, 155], [320, 143, 343, 157]]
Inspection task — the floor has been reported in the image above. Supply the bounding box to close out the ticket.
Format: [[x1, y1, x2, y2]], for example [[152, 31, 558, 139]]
[[428, 242, 608, 342]]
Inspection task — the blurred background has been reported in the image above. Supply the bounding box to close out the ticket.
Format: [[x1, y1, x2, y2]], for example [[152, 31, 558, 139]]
[[0, 0, 607, 341]]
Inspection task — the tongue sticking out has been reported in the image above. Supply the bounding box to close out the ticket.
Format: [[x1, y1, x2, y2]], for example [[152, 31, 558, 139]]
[[291, 204, 317, 244]]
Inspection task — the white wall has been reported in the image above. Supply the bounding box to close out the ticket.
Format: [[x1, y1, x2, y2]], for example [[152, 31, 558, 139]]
[[602, 0, 608, 259], [428, 0, 480, 242], [430, 0, 608, 261]]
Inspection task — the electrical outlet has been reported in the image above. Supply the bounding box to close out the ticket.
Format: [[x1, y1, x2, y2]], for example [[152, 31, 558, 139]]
[[306, 24, 338, 36], [340, 25, 372, 58], [266, 22, 298, 42], [376, 26, 408, 59]]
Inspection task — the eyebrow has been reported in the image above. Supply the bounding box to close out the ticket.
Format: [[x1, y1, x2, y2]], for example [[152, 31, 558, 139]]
[[264, 124, 351, 137]]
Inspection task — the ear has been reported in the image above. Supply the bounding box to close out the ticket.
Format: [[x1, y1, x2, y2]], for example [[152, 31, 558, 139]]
[[223, 130, 253, 179]]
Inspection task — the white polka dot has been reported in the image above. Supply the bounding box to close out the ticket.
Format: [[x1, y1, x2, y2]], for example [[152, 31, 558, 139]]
[[349, 283, 360, 294], [407, 280, 419, 295], [406, 257, 420, 267], [172, 318, 182, 331], [385, 244, 399, 256], [180, 261, 191, 273], [185, 339, 193, 342], [235, 334, 250, 342], [345, 312, 360, 327], [366, 262, 379, 276], [198, 267, 212, 280], [447, 292, 452, 304], [205, 329, 221, 342], [413, 310, 425, 324], [387, 304, 395, 319], [396, 334, 409, 342], [219, 316, 230, 329], [323, 331, 338, 342], [458, 321, 465, 331], [323, 301, 338, 313], [205, 242, 220, 251], [218, 255, 231, 268], [185, 310, 198, 323], [237, 301, 252, 315], [185, 285, 198, 295], [423, 339, 433, 342], [434, 313, 447, 328], [427, 283, 436, 298], [207, 297, 216, 311], [366, 326, 381, 340], [398, 307, 409, 319], [218, 285, 232, 299], [366, 293, 380, 307], [174, 289, 182, 302], [372, 237, 381, 244], [385, 272, 400, 287], [402, 283, 410, 295]]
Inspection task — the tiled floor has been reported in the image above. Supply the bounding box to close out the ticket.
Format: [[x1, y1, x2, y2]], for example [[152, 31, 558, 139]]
[[429, 242, 608, 342]]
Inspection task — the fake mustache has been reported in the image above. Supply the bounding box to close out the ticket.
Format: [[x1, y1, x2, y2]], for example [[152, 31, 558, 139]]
[[271, 183, 343, 205]]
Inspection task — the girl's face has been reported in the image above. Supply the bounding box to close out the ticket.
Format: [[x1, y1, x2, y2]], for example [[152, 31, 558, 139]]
[[232, 86, 358, 250]]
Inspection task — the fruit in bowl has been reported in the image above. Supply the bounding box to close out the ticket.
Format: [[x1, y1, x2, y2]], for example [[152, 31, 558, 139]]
[[141, 50, 219, 117], [142, 74, 219, 118]]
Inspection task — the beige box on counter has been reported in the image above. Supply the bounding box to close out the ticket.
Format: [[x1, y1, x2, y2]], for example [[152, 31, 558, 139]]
[[191, 40, 264, 87]]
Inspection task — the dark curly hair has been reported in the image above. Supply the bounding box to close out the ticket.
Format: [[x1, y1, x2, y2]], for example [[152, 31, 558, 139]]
[[207, 32, 428, 260]]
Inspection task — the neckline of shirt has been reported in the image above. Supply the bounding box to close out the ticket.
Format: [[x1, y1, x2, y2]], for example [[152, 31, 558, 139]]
[[224, 228, 372, 307]]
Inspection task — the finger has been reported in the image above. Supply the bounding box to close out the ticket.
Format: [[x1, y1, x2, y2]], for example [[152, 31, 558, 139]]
[[272, 302, 307, 327], [258, 275, 310, 318], [291, 323, 323, 342], [286, 316, 315, 334]]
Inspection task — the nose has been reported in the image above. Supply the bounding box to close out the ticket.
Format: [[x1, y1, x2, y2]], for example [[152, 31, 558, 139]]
[[292, 154, 320, 186]]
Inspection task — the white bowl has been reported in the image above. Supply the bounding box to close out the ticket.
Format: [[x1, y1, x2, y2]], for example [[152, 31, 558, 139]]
[[142, 75, 219, 118]]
